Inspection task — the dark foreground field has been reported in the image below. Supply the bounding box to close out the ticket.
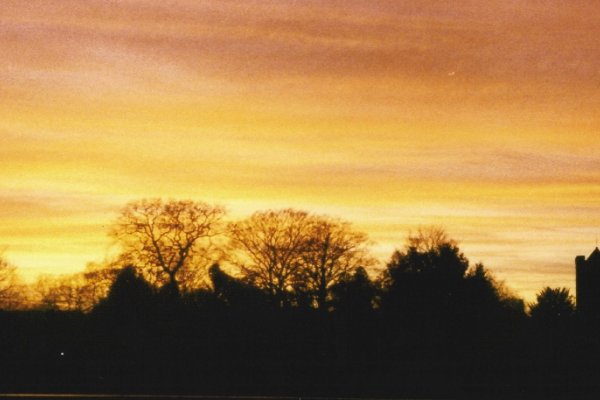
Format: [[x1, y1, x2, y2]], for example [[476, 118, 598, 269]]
[[2, 306, 600, 399]]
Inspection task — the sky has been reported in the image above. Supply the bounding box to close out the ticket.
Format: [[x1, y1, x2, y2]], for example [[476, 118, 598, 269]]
[[2, 0, 600, 300]]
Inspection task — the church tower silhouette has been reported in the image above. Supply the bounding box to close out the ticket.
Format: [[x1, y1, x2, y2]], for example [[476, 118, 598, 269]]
[[576, 247, 600, 317]]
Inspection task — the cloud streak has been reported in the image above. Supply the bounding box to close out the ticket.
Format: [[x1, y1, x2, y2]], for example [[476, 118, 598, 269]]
[[1, 0, 600, 299]]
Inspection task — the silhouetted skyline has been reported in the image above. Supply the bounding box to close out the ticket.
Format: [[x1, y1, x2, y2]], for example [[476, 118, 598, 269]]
[[2, 223, 597, 397]]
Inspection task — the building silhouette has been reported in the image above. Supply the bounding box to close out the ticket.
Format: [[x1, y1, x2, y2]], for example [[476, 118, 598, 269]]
[[576, 247, 600, 317]]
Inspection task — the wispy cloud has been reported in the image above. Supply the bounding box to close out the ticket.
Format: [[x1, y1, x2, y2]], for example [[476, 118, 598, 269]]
[[1, 0, 599, 299]]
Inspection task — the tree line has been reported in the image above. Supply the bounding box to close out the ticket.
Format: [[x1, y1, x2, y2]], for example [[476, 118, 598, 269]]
[[0, 198, 575, 318], [0, 198, 594, 397]]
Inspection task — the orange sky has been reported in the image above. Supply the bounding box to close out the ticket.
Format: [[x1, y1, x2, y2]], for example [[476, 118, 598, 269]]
[[2, 0, 600, 300]]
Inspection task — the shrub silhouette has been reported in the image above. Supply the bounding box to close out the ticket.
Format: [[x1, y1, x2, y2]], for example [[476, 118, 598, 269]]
[[330, 266, 376, 315], [94, 265, 155, 322], [529, 287, 575, 325], [209, 264, 267, 310]]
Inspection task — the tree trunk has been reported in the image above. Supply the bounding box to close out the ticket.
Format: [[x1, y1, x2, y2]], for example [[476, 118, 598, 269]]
[[164, 272, 180, 298]]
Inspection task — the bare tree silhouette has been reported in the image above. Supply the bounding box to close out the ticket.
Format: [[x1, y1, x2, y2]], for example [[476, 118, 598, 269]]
[[300, 216, 374, 309], [0, 253, 24, 310], [111, 199, 226, 295], [228, 209, 374, 308], [227, 209, 312, 306]]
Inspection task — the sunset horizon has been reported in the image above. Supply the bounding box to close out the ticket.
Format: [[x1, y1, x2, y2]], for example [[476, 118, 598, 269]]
[[3, 1, 600, 302]]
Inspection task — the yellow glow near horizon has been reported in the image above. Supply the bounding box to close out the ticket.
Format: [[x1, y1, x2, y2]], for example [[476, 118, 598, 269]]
[[2, 1, 600, 301]]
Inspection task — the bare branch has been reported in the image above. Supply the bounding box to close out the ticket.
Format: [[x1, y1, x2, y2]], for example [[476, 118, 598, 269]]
[[110, 198, 226, 293]]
